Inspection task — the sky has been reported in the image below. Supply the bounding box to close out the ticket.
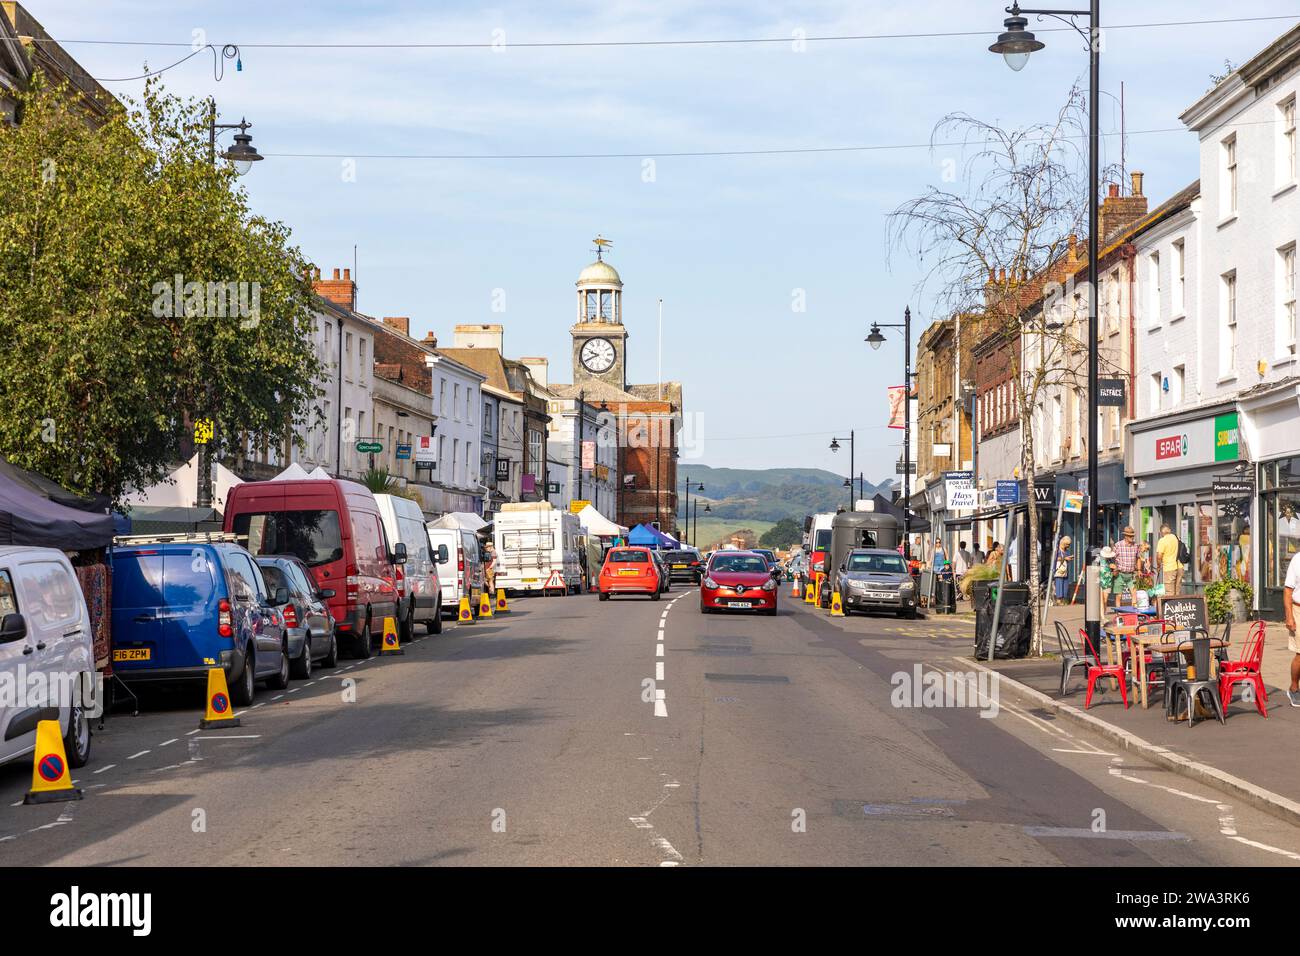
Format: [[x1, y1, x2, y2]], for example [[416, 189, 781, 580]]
[[29, 1, 1300, 483]]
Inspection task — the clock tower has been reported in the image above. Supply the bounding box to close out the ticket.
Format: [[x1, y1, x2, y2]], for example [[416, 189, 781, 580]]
[[571, 236, 628, 391]]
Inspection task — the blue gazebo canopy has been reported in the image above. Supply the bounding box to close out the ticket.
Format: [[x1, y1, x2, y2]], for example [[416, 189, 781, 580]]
[[627, 523, 676, 548]]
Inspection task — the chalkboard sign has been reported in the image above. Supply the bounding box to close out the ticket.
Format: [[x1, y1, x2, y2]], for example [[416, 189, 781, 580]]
[[1156, 595, 1208, 633]]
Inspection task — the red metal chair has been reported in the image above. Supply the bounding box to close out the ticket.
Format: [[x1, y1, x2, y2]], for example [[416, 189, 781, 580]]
[[1219, 621, 1267, 718], [1083, 627, 1129, 710]]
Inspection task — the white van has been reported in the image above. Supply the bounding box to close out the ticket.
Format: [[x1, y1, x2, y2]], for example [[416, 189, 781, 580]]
[[426, 525, 485, 617], [0, 547, 95, 770], [494, 502, 583, 595], [374, 494, 442, 640]]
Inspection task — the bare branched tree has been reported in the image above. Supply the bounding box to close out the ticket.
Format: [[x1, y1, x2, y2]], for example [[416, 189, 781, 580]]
[[887, 86, 1125, 653]]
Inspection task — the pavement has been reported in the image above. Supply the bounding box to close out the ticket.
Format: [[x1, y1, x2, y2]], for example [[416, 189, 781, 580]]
[[1, 587, 1298, 866]]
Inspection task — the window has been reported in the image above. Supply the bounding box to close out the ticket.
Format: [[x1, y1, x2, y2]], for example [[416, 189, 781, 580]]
[[1172, 240, 1186, 316], [1106, 272, 1120, 333], [453, 384, 461, 421], [1150, 372, 1162, 413], [1172, 364, 1185, 406], [439, 379, 447, 415], [452, 438, 459, 484], [484, 401, 493, 435], [234, 510, 344, 567], [1148, 252, 1161, 325], [586, 291, 598, 320], [1221, 272, 1238, 376], [1223, 135, 1238, 217], [1282, 96, 1297, 185], [359, 339, 367, 381], [1281, 244, 1297, 356]]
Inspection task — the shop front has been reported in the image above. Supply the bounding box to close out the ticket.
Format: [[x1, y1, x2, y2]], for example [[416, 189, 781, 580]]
[[1045, 462, 1131, 591], [1240, 380, 1300, 618], [1130, 405, 1250, 604]]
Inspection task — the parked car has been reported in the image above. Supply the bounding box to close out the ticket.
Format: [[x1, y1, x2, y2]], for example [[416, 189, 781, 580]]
[[699, 550, 779, 615], [0, 547, 95, 769], [598, 547, 662, 600], [255, 555, 339, 677], [662, 547, 705, 584], [225, 478, 400, 659], [426, 526, 485, 618], [834, 548, 917, 618], [649, 549, 672, 593], [375, 494, 442, 640], [109, 535, 290, 706]]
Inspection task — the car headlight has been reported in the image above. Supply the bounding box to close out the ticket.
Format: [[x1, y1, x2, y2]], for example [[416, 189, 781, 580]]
[[703, 577, 718, 589], [899, 581, 915, 591], [761, 579, 777, 591]]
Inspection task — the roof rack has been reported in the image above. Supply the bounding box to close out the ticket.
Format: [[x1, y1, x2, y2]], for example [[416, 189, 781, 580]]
[[113, 532, 246, 546]]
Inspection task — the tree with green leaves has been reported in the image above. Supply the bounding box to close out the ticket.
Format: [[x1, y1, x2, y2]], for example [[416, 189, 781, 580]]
[[759, 516, 803, 550], [0, 74, 321, 503]]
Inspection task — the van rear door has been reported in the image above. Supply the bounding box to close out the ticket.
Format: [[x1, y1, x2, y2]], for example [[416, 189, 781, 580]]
[[109, 549, 166, 670], [156, 548, 220, 669]]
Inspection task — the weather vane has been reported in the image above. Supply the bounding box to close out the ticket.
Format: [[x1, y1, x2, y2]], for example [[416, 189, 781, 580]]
[[592, 235, 613, 261]]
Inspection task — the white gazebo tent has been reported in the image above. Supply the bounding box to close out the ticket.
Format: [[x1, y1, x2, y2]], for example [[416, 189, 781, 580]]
[[576, 505, 626, 537]]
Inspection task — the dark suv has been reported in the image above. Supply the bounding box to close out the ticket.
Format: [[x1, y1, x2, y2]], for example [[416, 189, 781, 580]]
[[663, 548, 705, 583]]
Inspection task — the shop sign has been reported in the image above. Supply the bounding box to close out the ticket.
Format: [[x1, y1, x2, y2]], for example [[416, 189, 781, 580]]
[[1097, 378, 1126, 407], [995, 480, 1020, 504], [1134, 415, 1221, 474], [1061, 490, 1084, 513], [1214, 412, 1241, 462], [943, 471, 976, 510], [1211, 478, 1253, 497]]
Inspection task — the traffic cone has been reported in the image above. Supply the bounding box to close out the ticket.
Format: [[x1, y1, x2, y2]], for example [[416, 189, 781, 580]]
[[23, 719, 83, 804], [199, 666, 240, 730], [831, 591, 845, 616], [804, 582, 815, 604], [495, 588, 509, 612], [478, 591, 494, 618], [790, 577, 800, 598], [380, 616, 403, 655], [457, 596, 474, 624]]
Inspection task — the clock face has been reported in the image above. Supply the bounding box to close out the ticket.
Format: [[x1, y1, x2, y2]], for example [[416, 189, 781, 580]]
[[580, 337, 617, 374]]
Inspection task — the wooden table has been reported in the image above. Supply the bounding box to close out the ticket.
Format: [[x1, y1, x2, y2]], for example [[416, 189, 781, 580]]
[[1131, 635, 1229, 710]]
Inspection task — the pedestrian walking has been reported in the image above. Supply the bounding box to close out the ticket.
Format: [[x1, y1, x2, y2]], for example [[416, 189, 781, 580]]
[[483, 540, 498, 596], [1053, 536, 1073, 602], [1110, 526, 1139, 607], [1285, 548, 1300, 706]]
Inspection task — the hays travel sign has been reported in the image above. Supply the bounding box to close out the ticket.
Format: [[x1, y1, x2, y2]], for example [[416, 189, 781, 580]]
[[1134, 412, 1240, 474]]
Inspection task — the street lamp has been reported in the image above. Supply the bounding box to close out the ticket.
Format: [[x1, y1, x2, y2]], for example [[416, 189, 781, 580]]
[[867, 308, 916, 556], [830, 433, 855, 509], [988, 0, 1104, 655], [681, 478, 704, 546]]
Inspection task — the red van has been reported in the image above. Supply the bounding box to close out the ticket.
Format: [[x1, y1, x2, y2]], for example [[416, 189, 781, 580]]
[[224, 479, 401, 658]]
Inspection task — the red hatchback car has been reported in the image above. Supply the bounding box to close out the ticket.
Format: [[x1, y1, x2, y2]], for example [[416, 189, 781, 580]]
[[700, 550, 779, 615], [598, 546, 662, 601]]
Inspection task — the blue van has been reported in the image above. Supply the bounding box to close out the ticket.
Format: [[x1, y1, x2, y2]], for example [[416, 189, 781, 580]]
[[109, 536, 290, 705]]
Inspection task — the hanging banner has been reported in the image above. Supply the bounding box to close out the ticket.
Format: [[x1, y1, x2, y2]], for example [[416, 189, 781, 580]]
[[887, 385, 908, 430], [581, 440, 596, 470]]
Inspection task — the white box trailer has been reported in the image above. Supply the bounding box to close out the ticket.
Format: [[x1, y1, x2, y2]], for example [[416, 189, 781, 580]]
[[494, 502, 583, 595]]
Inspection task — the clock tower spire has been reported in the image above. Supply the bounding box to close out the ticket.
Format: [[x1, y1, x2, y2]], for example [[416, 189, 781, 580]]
[[571, 235, 628, 391]]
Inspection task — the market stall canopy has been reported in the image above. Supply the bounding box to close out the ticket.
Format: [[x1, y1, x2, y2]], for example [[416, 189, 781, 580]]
[[0, 469, 115, 550], [428, 511, 489, 532], [122, 454, 244, 514], [576, 505, 627, 536], [273, 462, 316, 481], [871, 493, 931, 534], [0, 456, 110, 514], [627, 523, 676, 548]]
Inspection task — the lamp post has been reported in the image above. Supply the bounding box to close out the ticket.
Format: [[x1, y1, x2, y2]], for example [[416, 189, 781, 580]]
[[988, 0, 1103, 653], [681, 478, 704, 546], [867, 307, 916, 557], [196, 100, 264, 511], [829, 433, 855, 510], [697, 502, 710, 548]]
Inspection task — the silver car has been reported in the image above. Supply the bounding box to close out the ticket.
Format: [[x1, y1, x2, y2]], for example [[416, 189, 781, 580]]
[[834, 549, 918, 619]]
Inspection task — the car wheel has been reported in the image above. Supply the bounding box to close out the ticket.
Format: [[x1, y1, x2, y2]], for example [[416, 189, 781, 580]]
[[400, 604, 413, 644], [63, 701, 91, 769], [699, 604, 710, 614], [599, 592, 610, 602], [268, 641, 291, 689], [357, 620, 374, 659], [291, 633, 312, 679], [321, 631, 339, 669], [231, 652, 256, 706], [764, 607, 777, 617], [427, 611, 443, 635]]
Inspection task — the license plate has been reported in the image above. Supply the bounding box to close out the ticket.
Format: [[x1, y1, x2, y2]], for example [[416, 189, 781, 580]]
[[113, 648, 151, 661], [620, 569, 638, 575], [673, 564, 687, 569], [522, 578, 538, 583], [730, 601, 753, 609], [864, 592, 894, 600]]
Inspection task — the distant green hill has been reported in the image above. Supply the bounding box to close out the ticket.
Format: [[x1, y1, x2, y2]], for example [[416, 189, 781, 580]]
[[674, 464, 889, 547]]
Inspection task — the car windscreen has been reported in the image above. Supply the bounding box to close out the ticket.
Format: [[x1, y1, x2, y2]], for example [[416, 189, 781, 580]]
[[256, 562, 289, 594], [607, 550, 647, 563], [233, 510, 344, 568], [711, 555, 767, 574], [848, 553, 907, 574], [814, 529, 832, 551], [664, 551, 694, 562]]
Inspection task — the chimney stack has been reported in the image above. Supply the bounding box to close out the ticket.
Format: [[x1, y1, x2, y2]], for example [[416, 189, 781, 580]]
[[1100, 171, 1148, 242], [1131, 170, 1144, 196], [314, 266, 357, 311], [519, 357, 549, 387], [382, 316, 411, 337]]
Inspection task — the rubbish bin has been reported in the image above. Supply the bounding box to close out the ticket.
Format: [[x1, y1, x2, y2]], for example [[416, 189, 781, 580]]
[[934, 577, 957, 614]]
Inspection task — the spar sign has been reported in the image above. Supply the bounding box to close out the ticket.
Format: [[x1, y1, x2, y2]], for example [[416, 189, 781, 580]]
[[1155, 433, 1188, 462], [1134, 413, 1232, 474]]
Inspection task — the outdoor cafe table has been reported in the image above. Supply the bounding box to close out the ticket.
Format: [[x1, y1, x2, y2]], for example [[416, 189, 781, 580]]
[[1129, 633, 1230, 710]]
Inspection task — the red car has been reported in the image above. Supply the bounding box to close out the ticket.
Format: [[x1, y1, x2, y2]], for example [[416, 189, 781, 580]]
[[598, 547, 662, 601], [699, 550, 779, 615]]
